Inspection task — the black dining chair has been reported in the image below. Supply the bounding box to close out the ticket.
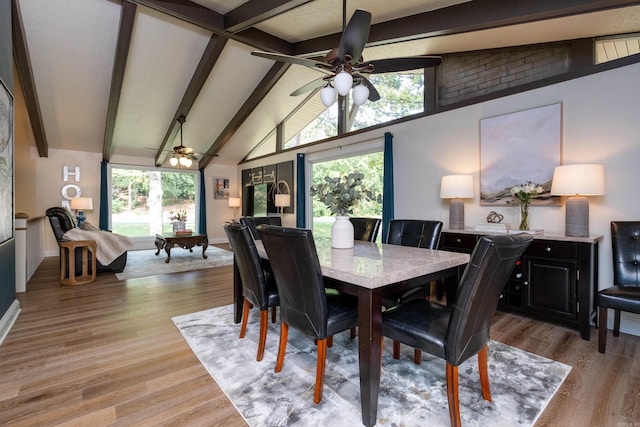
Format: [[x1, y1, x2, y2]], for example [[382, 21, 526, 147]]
[[223, 222, 280, 361], [259, 225, 358, 404], [382, 233, 532, 427], [239, 216, 282, 240], [350, 217, 381, 242], [597, 221, 640, 354]]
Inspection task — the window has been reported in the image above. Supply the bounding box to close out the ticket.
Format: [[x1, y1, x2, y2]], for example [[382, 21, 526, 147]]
[[109, 165, 199, 237], [309, 150, 384, 240]]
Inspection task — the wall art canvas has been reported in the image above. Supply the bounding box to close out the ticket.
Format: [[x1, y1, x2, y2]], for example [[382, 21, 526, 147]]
[[214, 178, 229, 199], [0, 78, 13, 244], [480, 103, 562, 206]]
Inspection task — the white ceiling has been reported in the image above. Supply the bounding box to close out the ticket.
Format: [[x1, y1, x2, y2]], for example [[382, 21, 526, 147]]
[[14, 0, 640, 168]]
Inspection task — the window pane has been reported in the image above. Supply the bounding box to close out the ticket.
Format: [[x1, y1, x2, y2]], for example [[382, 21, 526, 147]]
[[111, 167, 197, 237], [310, 152, 384, 241]]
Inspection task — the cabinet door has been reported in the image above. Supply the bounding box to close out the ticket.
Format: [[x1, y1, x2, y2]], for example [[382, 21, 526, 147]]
[[524, 256, 577, 320]]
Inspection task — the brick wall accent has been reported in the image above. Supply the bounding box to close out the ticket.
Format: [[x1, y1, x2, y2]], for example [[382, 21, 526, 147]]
[[438, 44, 571, 106]]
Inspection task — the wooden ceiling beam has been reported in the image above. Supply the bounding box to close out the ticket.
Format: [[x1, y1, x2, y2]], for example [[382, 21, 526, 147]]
[[11, 0, 48, 157], [154, 35, 228, 167], [199, 62, 291, 169], [224, 0, 313, 33], [128, 0, 292, 53], [103, 1, 136, 162], [293, 0, 640, 56]]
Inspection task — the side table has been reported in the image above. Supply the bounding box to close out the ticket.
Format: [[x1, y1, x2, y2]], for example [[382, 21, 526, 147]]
[[59, 240, 97, 286]]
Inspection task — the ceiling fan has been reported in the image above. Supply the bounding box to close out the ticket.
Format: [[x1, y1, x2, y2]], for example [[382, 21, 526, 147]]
[[146, 116, 200, 168], [251, 2, 441, 107]]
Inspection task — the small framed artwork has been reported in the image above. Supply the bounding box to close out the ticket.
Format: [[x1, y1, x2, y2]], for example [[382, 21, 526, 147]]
[[480, 103, 562, 206], [0, 77, 13, 245], [214, 178, 229, 199]]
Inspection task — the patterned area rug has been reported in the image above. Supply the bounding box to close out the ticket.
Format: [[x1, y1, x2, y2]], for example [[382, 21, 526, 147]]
[[115, 247, 233, 280], [172, 305, 571, 427]]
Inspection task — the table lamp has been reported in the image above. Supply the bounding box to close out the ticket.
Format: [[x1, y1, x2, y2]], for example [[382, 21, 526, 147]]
[[440, 175, 474, 229], [228, 197, 241, 221], [550, 164, 605, 237], [275, 194, 290, 216], [70, 196, 93, 228]]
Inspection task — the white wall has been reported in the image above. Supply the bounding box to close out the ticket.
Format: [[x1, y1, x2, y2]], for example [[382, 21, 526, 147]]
[[242, 62, 640, 336]]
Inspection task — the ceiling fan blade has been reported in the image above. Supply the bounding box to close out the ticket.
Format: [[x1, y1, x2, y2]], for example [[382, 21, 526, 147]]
[[251, 51, 333, 74], [290, 77, 329, 96], [338, 9, 371, 65], [366, 56, 442, 74], [356, 75, 380, 102]]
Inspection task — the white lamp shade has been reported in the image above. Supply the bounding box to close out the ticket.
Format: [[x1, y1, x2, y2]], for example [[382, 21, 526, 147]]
[[352, 83, 369, 106], [169, 156, 178, 167], [184, 157, 193, 168], [334, 71, 353, 96], [320, 85, 336, 107], [440, 175, 474, 199], [228, 197, 241, 208], [551, 164, 606, 196], [70, 197, 93, 210], [275, 194, 290, 208]]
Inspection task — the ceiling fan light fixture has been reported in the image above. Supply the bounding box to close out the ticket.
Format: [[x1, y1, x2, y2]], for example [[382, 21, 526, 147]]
[[334, 70, 353, 96], [352, 82, 369, 106], [169, 155, 179, 167], [320, 84, 337, 107]]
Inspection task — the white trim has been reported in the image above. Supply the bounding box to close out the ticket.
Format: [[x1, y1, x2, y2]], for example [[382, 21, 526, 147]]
[[0, 300, 21, 346]]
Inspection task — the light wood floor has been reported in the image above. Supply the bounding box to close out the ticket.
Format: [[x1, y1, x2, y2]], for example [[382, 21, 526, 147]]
[[1, 250, 639, 426]]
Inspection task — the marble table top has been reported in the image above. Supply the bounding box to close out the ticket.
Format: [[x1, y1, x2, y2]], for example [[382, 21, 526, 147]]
[[255, 238, 470, 290]]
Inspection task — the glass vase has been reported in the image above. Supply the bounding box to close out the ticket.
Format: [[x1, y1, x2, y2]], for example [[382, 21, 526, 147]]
[[519, 203, 529, 230]]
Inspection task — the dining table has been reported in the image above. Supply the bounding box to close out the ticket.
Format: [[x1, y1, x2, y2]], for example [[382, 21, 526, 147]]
[[232, 238, 470, 426]]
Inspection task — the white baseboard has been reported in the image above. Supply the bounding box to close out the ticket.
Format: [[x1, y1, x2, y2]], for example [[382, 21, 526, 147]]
[[620, 312, 640, 337], [0, 300, 21, 346]]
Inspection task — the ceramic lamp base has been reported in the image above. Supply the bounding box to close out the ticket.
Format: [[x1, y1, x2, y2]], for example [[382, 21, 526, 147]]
[[565, 195, 589, 237], [449, 198, 465, 230]]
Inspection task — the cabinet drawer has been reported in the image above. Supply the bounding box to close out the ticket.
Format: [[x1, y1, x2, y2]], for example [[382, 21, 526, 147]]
[[441, 233, 477, 251], [527, 240, 577, 259]]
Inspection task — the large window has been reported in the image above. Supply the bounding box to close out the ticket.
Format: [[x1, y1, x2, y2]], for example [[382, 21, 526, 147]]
[[109, 166, 199, 237], [310, 151, 384, 240]]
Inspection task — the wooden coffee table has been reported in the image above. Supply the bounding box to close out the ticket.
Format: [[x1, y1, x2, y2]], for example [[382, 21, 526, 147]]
[[154, 233, 208, 263]]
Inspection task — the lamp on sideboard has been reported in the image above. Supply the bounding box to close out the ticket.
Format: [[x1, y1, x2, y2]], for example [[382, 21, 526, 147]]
[[70, 196, 93, 228], [228, 197, 241, 221], [440, 175, 474, 230], [550, 164, 605, 237]]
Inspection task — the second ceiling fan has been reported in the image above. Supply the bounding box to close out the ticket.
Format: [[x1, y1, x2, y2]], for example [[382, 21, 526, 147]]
[[251, 3, 441, 107]]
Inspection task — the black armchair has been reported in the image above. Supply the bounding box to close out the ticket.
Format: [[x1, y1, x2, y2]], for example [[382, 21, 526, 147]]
[[223, 222, 279, 361], [260, 225, 358, 404], [45, 207, 127, 274], [239, 216, 282, 240], [382, 233, 532, 427], [597, 221, 640, 353], [350, 217, 381, 242]]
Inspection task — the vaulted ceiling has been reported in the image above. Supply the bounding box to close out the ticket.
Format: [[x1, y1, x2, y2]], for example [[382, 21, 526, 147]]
[[12, 0, 640, 169]]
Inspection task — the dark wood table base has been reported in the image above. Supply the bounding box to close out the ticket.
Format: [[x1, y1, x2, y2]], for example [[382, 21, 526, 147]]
[[155, 233, 208, 263]]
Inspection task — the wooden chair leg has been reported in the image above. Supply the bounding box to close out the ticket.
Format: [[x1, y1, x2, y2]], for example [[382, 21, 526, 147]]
[[414, 349, 422, 365], [315, 338, 328, 404], [393, 341, 400, 359], [239, 298, 250, 339], [613, 309, 621, 337], [446, 362, 461, 427], [478, 345, 491, 401], [271, 306, 277, 323], [599, 306, 608, 354], [275, 322, 289, 373], [257, 309, 268, 361], [327, 335, 333, 348]]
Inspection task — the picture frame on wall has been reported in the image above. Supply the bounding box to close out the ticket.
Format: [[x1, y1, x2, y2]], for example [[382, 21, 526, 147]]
[[480, 103, 562, 206], [213, 178, 229, 199], [0, 77, 13, 245]]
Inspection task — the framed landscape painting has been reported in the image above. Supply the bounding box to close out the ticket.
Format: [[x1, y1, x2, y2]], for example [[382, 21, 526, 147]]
[[0, 77, 13, 244], [480, 103, 562, 206], [213, 178, 229, 199]]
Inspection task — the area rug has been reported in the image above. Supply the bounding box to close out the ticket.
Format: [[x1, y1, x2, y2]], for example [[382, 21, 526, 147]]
[[172, 304, 571, 427], [115, 247, 234, 280]]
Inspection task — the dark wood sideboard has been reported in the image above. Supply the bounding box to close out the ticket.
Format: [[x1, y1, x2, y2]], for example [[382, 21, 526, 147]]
[[441, 229, 602, 340]]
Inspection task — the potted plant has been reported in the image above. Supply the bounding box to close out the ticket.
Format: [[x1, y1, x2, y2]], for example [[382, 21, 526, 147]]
[[169, 209, 187, 232], [310, 172, 381, 248]]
